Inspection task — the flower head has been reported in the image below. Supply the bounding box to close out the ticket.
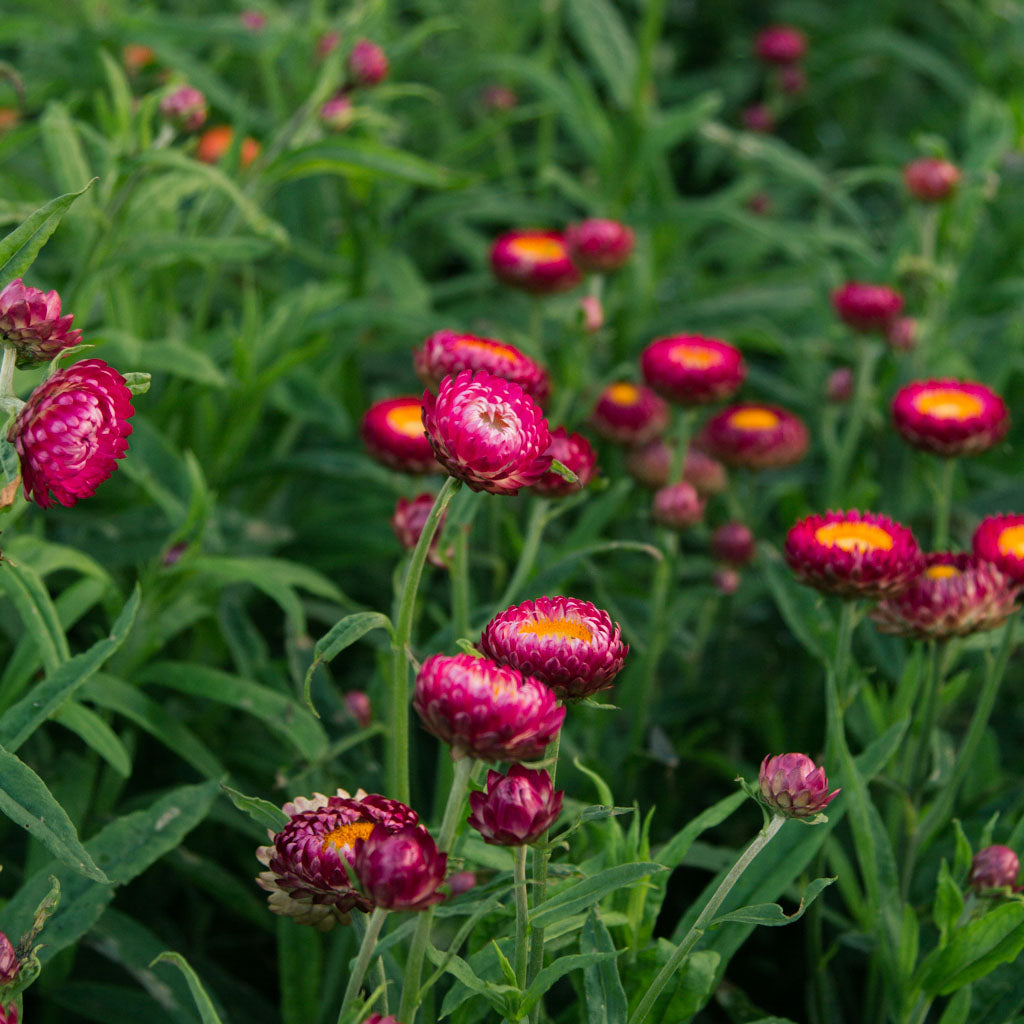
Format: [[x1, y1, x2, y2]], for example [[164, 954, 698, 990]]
[[653, 481, 705, 530], [759, 753, 839, 819], [870, 553, 1018, 639], [892, 380, 1008, 457], [741, 104, 776, 133], [10, 358, 134, 508], [391, 492, 448, 567], [256, 791, 419, 929], [196, 125, 260, 168], [754, 25, 807, 64], [0, 278, 83, 365], [414, 653, 564, 761], [564, 219, 635, 273], [0, 932, 17, 985], [973, 514, 1024, 584], [489, 230, 581, 295], [700, 403, 809, 470], [641, 335, 746, 405], [349, 39, 389, 87], [624, 438, 728, 494], [589, 382, 669, 445], [320, 94, 354, 132], [832, 282, 904, 333], [904, 158, 961, 202], [969, 845, 1020, 892], [886, 316, 917, 352], [414, 330, 549, 403], [160, 85, 208, 132], [422, 370, 552, 494], [468, 765, 563, 845], [480, 596, 627, 700], [712, 522, 756, 566], [360, 396, 439, 474], [316, 30, 341, 58], [531, 428, 597, 497], [344, 691, 372, 729], [784, 510, 924, 598], [353, 824, 447, 910]]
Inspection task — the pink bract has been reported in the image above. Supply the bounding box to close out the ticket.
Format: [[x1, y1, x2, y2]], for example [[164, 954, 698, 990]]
[[564, 218, 635, 273], [754, 24, 806, 64], [969, 845, 1020, 892], [391, 492, 448, 567], [640, 335, 746, 405], [349, 39, 388, 86], [652, 481, 705, 530], [712, 522, 756, 566], [467, 764, 563, 846], [360, 396, 439, 474], [489, 230, 581, 294], [353, 824, 447, 910], [832, 282, 904, 333], [973, 513, 1024, 584], [531, 427, 597, 497], [892, 379, 1008, 457], [160, 85, 207, 132], [741, 104, 776, 133], [700, 402, 809, 469], [904, 158, 961, 202], [759, 753, 839, 819], [0, 931, 17, 985], [0, 278, 83, 365], [589, 381, 669, 445]]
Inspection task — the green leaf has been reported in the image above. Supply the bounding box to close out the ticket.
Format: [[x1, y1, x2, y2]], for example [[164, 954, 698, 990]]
[[304, 611, 393, 711], [938, 986, 973, 1024], [711, 876, 836, 927], [150, 952, 226, 1024], [761, 554, 830, 664], [278, 915, 322, 1024], [93, 329, 226, 388], [221, 783, 288, 832], [0, 743, 109, 882], [519, 952, 619, 1016], [655, 791, 748, 872], [656, 949, 720, 1024], [582, 910, 628, 1024], [933, 860, 966, 947], [53, 702, 131, 776], [530, 863, 666, 929], [564, 0, 637, 109], [0, 557, 71, 673]]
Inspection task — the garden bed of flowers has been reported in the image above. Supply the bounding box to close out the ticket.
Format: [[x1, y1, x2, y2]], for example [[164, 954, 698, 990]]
[[0, 2, 1022, 1023]]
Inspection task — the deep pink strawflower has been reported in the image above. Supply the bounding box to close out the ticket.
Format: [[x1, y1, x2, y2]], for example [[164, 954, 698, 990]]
[[973, 514, 1024, 584], [468, 765, 563, 845], [742, 104, 776, 133], [826, 367, 854, 403], [413, 653, 564, 761], [531, 427, 597, 497], [904, 158, 961, 202], [624, 439, 728, 494], [0, 278, 83, 365], [565, 219, 635, 273], [344, 691, 372, 729], [759, 753, 839, 818], [480, 596, 628, 700], [489, 230, 581, 295], [700, 403, 809, 470], [414, 330, 549, 403], [589, 382, 669, 445], [256, 791, 420, 929], [712, 522, 756, 566], [832, 282, 904, 333], [969, 845, 1020, 892], [320, 94, 354, 131], [641, 335, 746, 406], [892, 380, 1008, 457], [653, 481, 705, 530], [785, 510, 924, 598], [754, 25, 807, 64], [391, 493, 448, 568], [10, 358, 134, 509], [871, 553, 1019, 639], [0, 1004, 16, 1024], [349, 39, 389, 87], [0, 931, 17, 984], [361, 396, 439, 474], [422, 370, 552, 495], [354, 824, 447, 911], [160, 85, 207, 132]]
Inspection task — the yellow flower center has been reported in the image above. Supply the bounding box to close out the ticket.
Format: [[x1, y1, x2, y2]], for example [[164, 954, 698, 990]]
[[728, 407, 780, 431], [517, 617, 594, 643], [912, 389, 983, 421], [814, 521, 895, 553], [925, 565, 960, 579], [385, 403, 425, 438], [508, 236, 566, 262], [667, 343, 721, 370], [456, 337, 519, 361], [608, 382, 641, 406], [997, 524, 1024, 558], [322, 820, 375, 853]]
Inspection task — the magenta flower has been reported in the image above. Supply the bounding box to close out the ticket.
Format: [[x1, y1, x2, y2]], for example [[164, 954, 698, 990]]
[[479, 596, 628, 700], [0, 931, 17, 985], [886, 316, 917, 352], [754, 25, 806, 64], [390, 492, 449, 567], [832, 282, 904, 333], [344, 691, 372, 729], [0, 278, 83, 365], [468, 765, 563, 845], [365, 1016, 404, 1024], [653, 481, 705, 530], [712, 567, 741, 594], [579, 294, 603, 332], [700, 403, 809, 469], [482, 85, 518, 111], [349, 39, 389, 87], [624, 439, 728, 494], [320, 94, 354, 132], [353, 824, 447, 910], [641, 335, 746, 406], [711, 522, 756, 566], [892, 379, 1008, 457], [360, 396, 439, 474], [10, 358, 134, 508], [759, 753, 839, 819], [316, 30, 342, 59], [565, 218, 635, 273], [531, 427, 597, 497], [240, 10, 267, 30], [969, 845, 1020, 892], [422, 370, 552, 495], [589, 381, 669, 446], [160, 85, 208, 132], [904, 158, 961, 202], [973, 514, 1024, 584], [413, 653, 564, 762], [489, 230, 581, 294]]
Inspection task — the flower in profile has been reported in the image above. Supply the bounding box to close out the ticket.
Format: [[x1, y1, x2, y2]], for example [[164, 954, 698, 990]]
[[414, 330, 549, 403], [160, 85, 207, 132], [969, 845, 1020, 892], [0, 278, 83, 365], [700, 403, 809, 469], [320, 94, 354, 132], [480, 596, 627, 700], [468, 765, 563, 845], [741, 104, 776, 133], [565, 219, 635, 273], [892, 379, 1008, 457], [784, 510, 924, 598], [870, 553, 1018, 639], [754, 25, 807, 64], [759, 753, 839, 819], [973, 513, 1024, 584], [653, 481, 705, 530], [349, 39, 389, 87], [422, 370, 552, 495], [641, 335, 746, 406], [360, 396, 439, 474], [353, 824, 447, 910], [196, 125, 260, 168], [712, 522, 756, 566], [489, 230, 581, 294], [832, 282, 904, 333], [589, 381, 669, 445], [10, 359, 135, 509], [531, 428, 597, 497], [413, 653, 564, 761], [625, 439, 728, 494], [256, 791, 420, 929], [391, 493, 448, 567], [0, 931, 17, 984], [904, 158, 961, 202]]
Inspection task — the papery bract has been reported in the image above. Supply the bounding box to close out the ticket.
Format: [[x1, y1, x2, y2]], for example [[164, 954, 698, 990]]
[[712, 522, 756, 566], [641, 335, 746, 405], [832, 282, 904, 333], [653, 481, 705, 530], [754, 24, 806, 64], [361, 396, 439, 474], [467, 764, 563, 845], [565, 219, 635, 272], [589, 382, 669, 445], [349, 39, 389, 86], [973, 513, 1024, 584], [531, 427, 597, 497], [353, 824, 447, 910], [701, 403, 809, 469], [160, 85, 208, 132], [391, 492, 448, 567], [489, 230, 581, 294], [892, 379, 1008, 457], [759, 753, 839, 818], [904, 158, 961, 202], [969, 845, 1020, 892], [0, 278, 83, 365]]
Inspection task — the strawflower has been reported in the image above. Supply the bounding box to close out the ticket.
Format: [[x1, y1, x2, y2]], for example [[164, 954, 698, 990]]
[[701, 402, 809, 469], [742, 104, 776, 133], [969, 845, 1020, 892], [344, 691, 372, 729], [652, 481, 705, 530], [624, 439, 728, 494], [353, 824, 447, 910], [391, 493, 449, 567], [892, 379, 1008, 457], [0, 278, 83, 365], [480, 595, 628, 700], [641, 335, 746, 405], [589, 381, 669, 445], [482, 85, 517, 111], [826, 367, 853, 403], [468, 764, 563, 845], [320, 94, 354, 132], [904, 158, 961, 202], [973, 514, 1024, 584], [886, 316, 917, 352], [565, 218, 635, 273], [360, 396, 439, 474], [160, 85, 207, 132], [531, 427, 597, 497], [712, 522, 756, 566], [349, 39, 389, 87], [489, 230, 581, 294], [759, 753, 840, 819], [0, 932, 17, 984], [365, 1016, 403, 1024], [754, 25, 806, 64], [712, 567, 741, 594], [832, 282, 904, 333]]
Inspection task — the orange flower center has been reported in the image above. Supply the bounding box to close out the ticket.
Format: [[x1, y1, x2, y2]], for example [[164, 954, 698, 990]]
[[912, 389, 983, 421], [456, 337, 519, 361], [814, 521, 895, 553], [517, 617, 594, 643], [322, 820, 375, 853], [667, 344, 721, 370], [508, 236, 566, 262], [385, 404, 425, 438], [728, 407, 779, 431], [607, 383, 640, 406], [925, 565, 960, 579], [997, 524, 1024, 558]]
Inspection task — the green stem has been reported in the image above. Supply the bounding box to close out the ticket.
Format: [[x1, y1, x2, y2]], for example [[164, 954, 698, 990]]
[[513, 844, 530, 987], [337, 906, 388, 1024], [826, 341, 882, 506], [0, 343, 17, 399], [533, 0, 561, 194], [451, 524, 471, 641], [931, 457, 956, 550], [389, 476, 462, 803], [906, 639, 943, 800], [667, 409, 697, 486], [496, 498, 549, 609], [628, 815, 786, 1024]]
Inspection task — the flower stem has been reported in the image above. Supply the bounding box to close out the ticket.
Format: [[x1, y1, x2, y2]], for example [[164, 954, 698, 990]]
[[826, 340, 882, 506], [450, 523, 472, 641], [496, 498, 549, 610], [906, 639, 944, 800], [930, 457, 956, 550], [337, 906, 388, 1024], [513, 844, 530, 987], [628, 814, 786, 1024], [0, 343, 17, 400], [388, 476, 462, 803]]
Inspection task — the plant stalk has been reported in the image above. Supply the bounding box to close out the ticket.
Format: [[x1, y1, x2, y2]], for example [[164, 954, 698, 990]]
[[513, 844, 530, 987], [337, 906, 388, 1024]]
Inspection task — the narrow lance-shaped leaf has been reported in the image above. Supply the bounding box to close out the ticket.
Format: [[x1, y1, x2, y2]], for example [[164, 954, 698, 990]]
[[711, 876, 837, 927], [151, 952, 226, 1024]]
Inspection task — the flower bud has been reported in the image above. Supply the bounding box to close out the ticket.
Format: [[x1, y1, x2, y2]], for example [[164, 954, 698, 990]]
[[320, 94, 354, 132], [579, 295, 603, 332], [390, 493, 448, 567], [531, 428, 597, 497], [904, 158, 961, 202], [482, 85, 517, 111], [196, 125, 260, 168], [886, 316, 917, 352], [344, 691, 372, 729], [652, 481, 705, 530], [0, 277, 83, 365], [348, 39, 389, 87], [365, 1015, 404, 1024], [565, 218, 635, 272], [712, 567, 741, 595], [712, 522, 756, 566], [447, 870, 477, 896], [754, 25, 806, 64], [468, 764, 563, 845], [160, 85, 208, 132], [832, 282, 903, 333], [969, 845, 1020, 892], [354, 824, 447, 910], [780, 64, 807, 95], [316, 31, 341, 58], [240, 10, 267, 30], [759, 753, 840, 818], [742, 104, 776, 134], [826, 367, 853, 403]]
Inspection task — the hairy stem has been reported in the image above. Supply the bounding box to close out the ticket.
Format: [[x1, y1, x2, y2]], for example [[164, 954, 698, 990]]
[[337, 906, 388, 1024]]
